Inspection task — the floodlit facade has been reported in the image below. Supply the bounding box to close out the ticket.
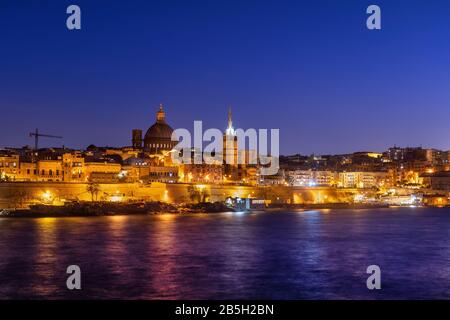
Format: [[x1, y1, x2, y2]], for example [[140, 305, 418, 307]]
[[338, 171, 388, 188]]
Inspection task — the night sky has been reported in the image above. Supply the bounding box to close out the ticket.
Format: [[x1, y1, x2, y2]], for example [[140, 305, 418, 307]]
[[1, 0, 450, 155]]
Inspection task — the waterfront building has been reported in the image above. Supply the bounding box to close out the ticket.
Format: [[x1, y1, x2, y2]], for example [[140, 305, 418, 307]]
[[15, 159, 64, 182], [390, 160, 434, 185], [244, 166, 259, 185], [84, 161, 122, 183], [146, 165, 178, 183], [422, 194, 450, 206], [286, 169, 336, 187], [0, 153, 19, 181], [258, 170, 286, 186], [338, 171, 388, 189], [421, 171, 450, 190], [120, 156, 178, 183], [16, 162, 36, 181], [62, 152, 85, 182], [34, 160, 63, 182], [443, 151, 450, 164], [179, 163, 223, 184]]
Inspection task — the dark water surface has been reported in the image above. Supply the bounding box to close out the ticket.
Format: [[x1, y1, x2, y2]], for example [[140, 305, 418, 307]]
[[1, 208, 450, 299]]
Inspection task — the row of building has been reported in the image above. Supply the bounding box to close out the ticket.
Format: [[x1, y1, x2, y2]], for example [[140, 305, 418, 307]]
[[0, 150, 393, 189], [0, 106, 259, 185], [1, 105, 450, 191], [283, 170, 389, 189], [280, 148, 450, 190]]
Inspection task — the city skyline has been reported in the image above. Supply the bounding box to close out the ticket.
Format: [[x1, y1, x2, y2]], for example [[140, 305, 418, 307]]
[[2, 0, 450, 154], [1, 104, 448, 157]]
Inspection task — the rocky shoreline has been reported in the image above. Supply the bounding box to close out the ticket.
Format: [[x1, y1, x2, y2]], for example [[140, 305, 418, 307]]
[[0, 201, 411, 218], [0, 201, 235, 217]]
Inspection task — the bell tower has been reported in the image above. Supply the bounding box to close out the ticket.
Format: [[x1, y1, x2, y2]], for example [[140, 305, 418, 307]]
[[131, 129, 142, 148]]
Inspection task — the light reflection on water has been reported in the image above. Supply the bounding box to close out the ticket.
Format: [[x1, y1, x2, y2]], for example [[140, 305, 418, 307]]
[[33, 218, 59, 296], [0, 208, 450, 299]]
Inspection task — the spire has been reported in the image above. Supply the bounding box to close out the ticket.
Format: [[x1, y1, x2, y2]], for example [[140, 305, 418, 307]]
[[156, 103, 166, 123], [225, 107, 235, 136]]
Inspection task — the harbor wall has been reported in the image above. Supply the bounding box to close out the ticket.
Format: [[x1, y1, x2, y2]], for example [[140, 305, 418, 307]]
[[0, 182, 358, 209]]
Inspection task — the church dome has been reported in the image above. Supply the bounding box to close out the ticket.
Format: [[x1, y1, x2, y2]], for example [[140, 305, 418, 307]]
[[143, 104, 177, 153], [144, 122, 174, 141]]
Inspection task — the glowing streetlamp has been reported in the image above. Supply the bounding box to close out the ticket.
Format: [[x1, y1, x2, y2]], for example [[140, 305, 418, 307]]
[[41, 190, 53, 204]]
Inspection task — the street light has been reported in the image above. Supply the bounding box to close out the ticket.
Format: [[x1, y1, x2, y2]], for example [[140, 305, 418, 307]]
[[41, 190, 53, 203]]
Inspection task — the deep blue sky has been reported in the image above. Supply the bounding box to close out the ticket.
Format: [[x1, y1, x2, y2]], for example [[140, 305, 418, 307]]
[[1, 0, 450, 155]]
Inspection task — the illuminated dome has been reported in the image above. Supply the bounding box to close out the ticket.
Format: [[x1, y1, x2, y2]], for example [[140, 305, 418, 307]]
[[144, 104, 177, 154]]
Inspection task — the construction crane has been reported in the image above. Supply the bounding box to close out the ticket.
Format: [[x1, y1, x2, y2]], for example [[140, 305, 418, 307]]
[[29, 128, 63, 150]]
